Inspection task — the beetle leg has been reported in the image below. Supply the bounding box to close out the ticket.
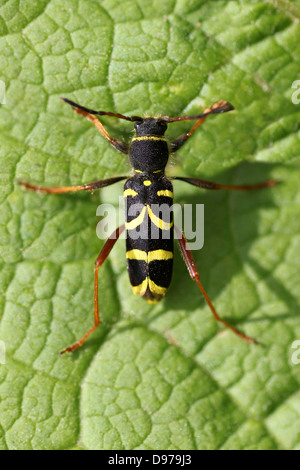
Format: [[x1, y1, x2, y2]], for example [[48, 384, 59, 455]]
[[175, 226, 257, 344], [60, 225, 125, 354], [173, 176, 278, 191], [170, 101, 233, 152], [18, 176, 127, 194], [62, 98, 129, 154]]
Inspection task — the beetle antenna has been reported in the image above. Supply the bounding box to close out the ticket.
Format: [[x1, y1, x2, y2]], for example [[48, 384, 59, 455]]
[[162, 101, 234, 123], [61, 97, 143, 122]]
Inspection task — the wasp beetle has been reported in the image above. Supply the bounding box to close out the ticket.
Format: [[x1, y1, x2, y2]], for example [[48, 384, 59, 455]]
[[20, 98, 277, 353]]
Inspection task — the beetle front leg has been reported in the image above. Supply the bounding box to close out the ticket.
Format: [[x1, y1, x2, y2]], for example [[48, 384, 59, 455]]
[[170, 101, 233, 152]]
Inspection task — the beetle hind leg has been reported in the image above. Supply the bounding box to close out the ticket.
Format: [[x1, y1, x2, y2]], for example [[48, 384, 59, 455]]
[[60, 225, 125, 354], [175, 226, 257, 344]]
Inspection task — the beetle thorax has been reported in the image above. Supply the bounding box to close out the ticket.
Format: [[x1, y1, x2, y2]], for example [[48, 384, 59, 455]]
[[129, 118, 169, 173]]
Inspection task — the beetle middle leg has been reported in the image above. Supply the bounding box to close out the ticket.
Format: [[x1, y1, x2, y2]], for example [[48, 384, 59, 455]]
[[173, 176, 278, 191], [18, 176, 127, 194]]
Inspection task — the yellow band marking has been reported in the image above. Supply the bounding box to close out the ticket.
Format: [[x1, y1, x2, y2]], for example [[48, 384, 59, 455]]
[[149, 279, 167, 296], [143, 180, 152, 186], [153, 169, 163, 173], [134, 169, 143, 173], [131, 278, 167, 297], [157, 190, 173, 198], [126, 250, 147, 261], [148, 250, 173, 262], [125, 206, 147, 230], [127, 249, 173, 263], [124, 188, 138, 198], [131, 278, 148, 296], [125, 205, 173, 231], [132, 136, 167, 142], [146, 298, 160, 304], [147, 205, 173, 230]]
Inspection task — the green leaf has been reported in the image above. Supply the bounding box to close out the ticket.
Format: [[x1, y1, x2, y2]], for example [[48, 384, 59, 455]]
[[0, 0, 300, 450]]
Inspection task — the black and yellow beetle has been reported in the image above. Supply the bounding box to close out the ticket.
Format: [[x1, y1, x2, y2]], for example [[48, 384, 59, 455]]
[[20, 98, 277, 353]]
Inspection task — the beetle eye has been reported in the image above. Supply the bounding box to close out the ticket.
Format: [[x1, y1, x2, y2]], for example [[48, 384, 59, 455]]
[[158, 120, 167, 132]]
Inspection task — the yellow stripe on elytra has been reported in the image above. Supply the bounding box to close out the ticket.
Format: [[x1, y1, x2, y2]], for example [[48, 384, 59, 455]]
[[157, 190, 173, 198], [132, 136, 167, 142], [143, 180, 151, 186], [149, 279, 167, 296], [124, 188, 138, 197], [147, 205, 173, 230], [131, 277, 167, 297], [131, 278, 148, 296], [126, 205, 173, 231], [127, 249, 173, 263], [125, 206, 147, 230], [148, 250, 173, 262], [126, 250, 147, 261]]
